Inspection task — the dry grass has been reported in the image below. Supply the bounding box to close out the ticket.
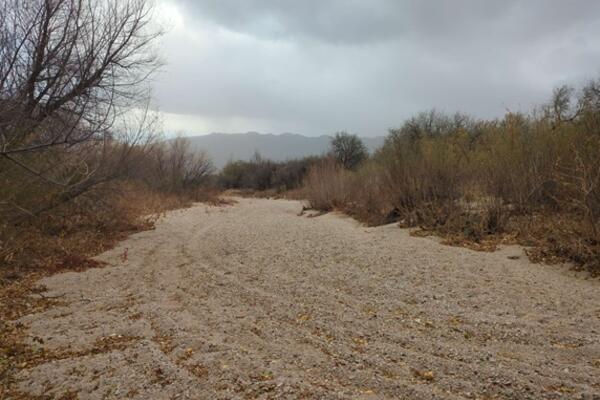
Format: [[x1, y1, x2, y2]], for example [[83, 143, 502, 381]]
[[305, 160, 600, 274], [1, 181, 231, 283], [303, 158, 353, 211], [3, 183, 177, 280]]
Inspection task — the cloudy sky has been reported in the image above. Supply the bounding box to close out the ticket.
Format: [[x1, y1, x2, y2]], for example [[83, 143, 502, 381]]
[[153, 1, 600, 137]]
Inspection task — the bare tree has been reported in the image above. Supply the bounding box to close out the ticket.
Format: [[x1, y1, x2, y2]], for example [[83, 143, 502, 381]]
[[0, 0, 162, 218], [145, 137, 214, 193], [547, 85, 579, 127], [330, 131, 368, 170], [167, 137, 214, 192]]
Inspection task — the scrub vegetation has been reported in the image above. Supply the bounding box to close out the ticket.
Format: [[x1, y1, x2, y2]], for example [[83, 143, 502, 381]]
[[304, 84, 600, 273], [0, 0, 219, 279]]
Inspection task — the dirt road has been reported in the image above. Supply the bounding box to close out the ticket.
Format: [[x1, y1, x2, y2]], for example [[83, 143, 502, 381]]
[[16, 198, 600, 399]]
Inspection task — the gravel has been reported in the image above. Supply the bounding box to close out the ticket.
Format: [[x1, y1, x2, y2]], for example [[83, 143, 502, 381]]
[[16, 198, 600, 399]]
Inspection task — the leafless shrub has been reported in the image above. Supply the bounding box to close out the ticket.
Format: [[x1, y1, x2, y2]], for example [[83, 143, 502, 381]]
[[304, 157, 353, 211], [303, 83, 600, 273], [0, 1, 226, 276], [219, 154, 320, 192], [144, 137, 215, 194]]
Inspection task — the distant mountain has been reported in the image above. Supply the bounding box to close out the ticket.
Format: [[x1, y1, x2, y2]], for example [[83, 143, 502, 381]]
[[182, 132, 385, 168]]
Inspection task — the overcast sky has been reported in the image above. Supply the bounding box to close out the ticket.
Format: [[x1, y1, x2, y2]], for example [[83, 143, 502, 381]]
[[153, 0, 600, 137]]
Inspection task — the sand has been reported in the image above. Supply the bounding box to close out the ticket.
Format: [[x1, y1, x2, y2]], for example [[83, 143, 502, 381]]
[[16, 198, 600, 399]]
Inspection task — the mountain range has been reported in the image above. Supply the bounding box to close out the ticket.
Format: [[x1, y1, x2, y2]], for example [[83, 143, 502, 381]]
[[182, 132, 386, 168]]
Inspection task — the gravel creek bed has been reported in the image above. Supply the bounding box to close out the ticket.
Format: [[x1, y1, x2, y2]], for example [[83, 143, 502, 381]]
[[14, 198, 600, 399]]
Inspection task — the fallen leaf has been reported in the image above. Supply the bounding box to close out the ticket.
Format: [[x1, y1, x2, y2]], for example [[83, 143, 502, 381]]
[[352, 337, 368, 346], [412, 369, 435, 382]]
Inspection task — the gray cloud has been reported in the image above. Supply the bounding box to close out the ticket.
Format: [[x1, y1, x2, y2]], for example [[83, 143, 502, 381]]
[[155, 0, 600, 136]]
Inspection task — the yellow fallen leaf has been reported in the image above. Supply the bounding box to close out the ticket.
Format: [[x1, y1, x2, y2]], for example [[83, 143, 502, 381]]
[[352, 337, 368, 346], [296, 313, 312, 323], [412, 369, 435, 382]]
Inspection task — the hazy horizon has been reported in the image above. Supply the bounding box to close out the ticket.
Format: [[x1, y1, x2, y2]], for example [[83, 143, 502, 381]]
[[165, 131, 384, 138], [176, 132, 386, 167]]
